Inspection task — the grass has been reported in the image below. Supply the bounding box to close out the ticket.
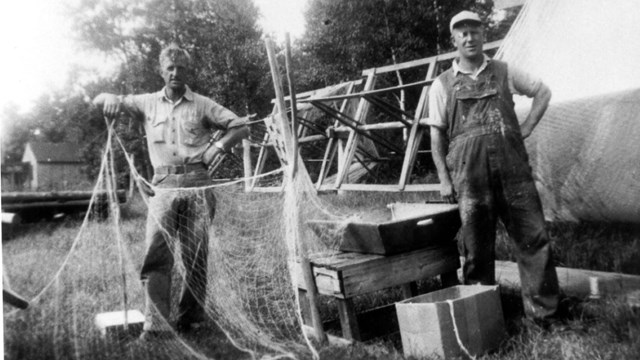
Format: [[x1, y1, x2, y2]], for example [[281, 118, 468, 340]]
[[3, 192, 640, 360]]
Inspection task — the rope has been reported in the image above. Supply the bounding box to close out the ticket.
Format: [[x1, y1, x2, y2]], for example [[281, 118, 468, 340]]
[[446, 299, 475, 360]]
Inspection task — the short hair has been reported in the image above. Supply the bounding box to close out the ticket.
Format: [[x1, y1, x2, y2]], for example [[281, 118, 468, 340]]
[[159, 43, 192, 67]]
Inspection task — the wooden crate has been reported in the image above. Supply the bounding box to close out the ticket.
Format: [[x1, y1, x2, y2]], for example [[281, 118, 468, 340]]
[[308, 203, 461, 255], [297, 243, 460, 340]]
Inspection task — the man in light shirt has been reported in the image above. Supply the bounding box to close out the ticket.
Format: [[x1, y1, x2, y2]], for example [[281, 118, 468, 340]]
[[94, 43, 249, 339], [428, 11, 560, 325]]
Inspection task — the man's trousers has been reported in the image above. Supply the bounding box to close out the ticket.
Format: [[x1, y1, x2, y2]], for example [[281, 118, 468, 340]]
[[140, 170, 214, 331]]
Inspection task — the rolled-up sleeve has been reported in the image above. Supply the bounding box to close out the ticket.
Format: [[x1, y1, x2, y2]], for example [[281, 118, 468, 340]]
[[508, 66, 542, 98], [119, 94, 144, 118], [204, 100, 246, 130], [427, 78, 448, 130]]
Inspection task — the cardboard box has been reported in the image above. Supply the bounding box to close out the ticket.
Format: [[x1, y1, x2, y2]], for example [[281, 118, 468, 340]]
[[396, 285, 506, 359]]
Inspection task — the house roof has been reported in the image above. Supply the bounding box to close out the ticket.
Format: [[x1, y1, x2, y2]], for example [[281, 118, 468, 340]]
[[25, 142, 83, 163]]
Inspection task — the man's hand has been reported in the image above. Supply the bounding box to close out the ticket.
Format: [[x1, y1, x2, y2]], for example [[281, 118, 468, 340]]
[[93, 94, 122, 120], [440, 179, 457, 204]]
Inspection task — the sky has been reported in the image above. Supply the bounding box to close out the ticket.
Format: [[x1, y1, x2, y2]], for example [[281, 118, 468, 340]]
[[0, 0, 307, 117]]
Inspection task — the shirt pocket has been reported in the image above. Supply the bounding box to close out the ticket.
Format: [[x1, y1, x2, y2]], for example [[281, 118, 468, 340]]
[[180, 111, 209, 147], [149, 116, 167, 143]]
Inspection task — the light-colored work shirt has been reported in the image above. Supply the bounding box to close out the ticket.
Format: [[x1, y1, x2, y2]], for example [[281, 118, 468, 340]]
[[122, 86, 245, 167], [427, 55, 541, 130]]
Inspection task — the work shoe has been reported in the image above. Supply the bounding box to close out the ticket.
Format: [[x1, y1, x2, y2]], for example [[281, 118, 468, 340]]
[[176, 318, 206, 333], [176, 310, 208, 333]]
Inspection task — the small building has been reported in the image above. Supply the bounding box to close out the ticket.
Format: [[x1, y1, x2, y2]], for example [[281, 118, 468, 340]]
[[1, 163, 30, 191], [21, 142, 88, 191]]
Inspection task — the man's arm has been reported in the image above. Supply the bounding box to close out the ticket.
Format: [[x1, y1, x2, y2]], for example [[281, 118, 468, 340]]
[[427, 78, 456, 203], [430, 126, 456, 203], [519, 83, 551, 139], [509, 66, 552, 139], [202, 118, 250, 177]]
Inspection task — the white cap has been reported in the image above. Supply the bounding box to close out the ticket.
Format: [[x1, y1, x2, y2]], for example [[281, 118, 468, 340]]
[[450, 11, 482, 32]]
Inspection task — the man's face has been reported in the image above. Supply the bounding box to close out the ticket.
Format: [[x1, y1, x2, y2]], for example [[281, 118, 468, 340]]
[[160, 57, 190, 91], [451, 23, 485, 59]]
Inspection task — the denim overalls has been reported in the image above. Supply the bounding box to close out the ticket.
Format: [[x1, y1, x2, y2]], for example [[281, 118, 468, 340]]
[[440, 60, 559, 319]]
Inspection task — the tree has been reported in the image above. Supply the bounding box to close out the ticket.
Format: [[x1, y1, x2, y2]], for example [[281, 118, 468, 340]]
[[296, 0, 496, 90], [65, 0, 274, 179], [70, 0, 271, 116]]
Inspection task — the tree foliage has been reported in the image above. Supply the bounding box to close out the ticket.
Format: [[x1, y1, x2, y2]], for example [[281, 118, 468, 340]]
[[296, 0, 497, 90], [70, 0, 271, 115], [1, 0, 520, 185]]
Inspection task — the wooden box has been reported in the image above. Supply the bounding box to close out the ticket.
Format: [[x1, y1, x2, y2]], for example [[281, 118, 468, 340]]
[[396, 285, 506, 359], [336, 203, 460, 255]]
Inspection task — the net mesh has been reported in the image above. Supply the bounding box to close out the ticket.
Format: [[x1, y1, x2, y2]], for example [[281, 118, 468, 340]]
[[3, 119, 356, 359], [496, 0, 640, 222]]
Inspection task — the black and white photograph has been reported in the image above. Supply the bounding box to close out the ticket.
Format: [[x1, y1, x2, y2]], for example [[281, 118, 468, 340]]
[[2, 0, 639, 359]]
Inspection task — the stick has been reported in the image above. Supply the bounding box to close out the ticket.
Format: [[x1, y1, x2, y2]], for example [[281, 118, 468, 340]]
[[3, 289, 29, 309], [284, 33, 300, 177], [264, 37, 327, 345]]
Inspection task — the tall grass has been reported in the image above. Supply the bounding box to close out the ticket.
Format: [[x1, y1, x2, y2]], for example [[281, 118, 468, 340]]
[[3, 193, 640, 360]]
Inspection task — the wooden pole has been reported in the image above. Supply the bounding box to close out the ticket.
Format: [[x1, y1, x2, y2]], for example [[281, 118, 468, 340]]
[[242, 138, 253, 191], [264, 37, 327, 344], [284, 33, 300, 177]]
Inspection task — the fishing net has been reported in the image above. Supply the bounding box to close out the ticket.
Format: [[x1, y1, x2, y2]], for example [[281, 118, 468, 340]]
[[495, 0, 640, 222], [2, 115, 355, 359]]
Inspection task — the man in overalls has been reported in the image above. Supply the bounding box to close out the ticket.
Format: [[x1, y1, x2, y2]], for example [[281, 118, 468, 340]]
[[428, 11, 560, 323]]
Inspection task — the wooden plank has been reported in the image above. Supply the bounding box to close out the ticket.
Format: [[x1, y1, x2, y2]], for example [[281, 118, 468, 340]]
[[398, 61, 434, 190], [275, 79, 364, 103], [250, 131, 272, 190], [494, 260, 640, 298], [1, 190, 126, 204], [340, 245, 459, 298], [334, 72, 376, 188], [2, 199, 93, 211], [313, 267, 343, 296], [337, 298, 361, 340], [242, 139, 253, 191], [361, 40, 503, 75], [244, 186, 283, 193], [298, 289, 313, 325], [333, 119, 431, 132], [297, 245, 460, 296], [318, 183, 440, 192], [315, 81, 357, 189], [298, 79, 434, 103]]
